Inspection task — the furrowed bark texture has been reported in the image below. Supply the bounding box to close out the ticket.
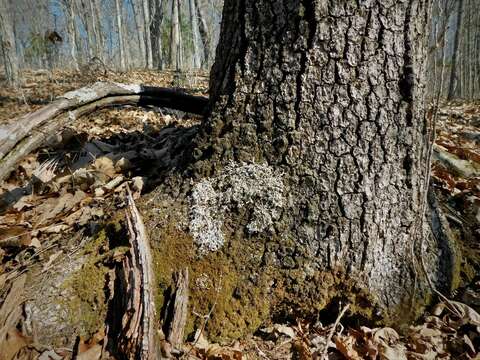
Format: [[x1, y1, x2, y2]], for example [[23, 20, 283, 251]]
[[191, 0, 442, 319]]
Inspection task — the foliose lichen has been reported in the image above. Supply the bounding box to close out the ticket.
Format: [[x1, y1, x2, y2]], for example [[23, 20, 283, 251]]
[[189, 162, 285, 254]]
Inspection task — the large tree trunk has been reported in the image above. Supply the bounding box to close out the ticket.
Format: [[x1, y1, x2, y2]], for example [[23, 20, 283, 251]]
[[144, 0, 456, 341]]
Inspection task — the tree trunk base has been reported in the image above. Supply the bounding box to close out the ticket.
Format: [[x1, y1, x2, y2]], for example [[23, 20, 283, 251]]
[[138, 166, 460, 341]]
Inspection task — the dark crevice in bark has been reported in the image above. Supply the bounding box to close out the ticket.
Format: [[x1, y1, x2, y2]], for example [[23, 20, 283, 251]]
[[400, 0, 415, 126]]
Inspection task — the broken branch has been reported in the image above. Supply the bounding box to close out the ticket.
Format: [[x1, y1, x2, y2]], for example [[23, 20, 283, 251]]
[[0, 82, 208, 182]]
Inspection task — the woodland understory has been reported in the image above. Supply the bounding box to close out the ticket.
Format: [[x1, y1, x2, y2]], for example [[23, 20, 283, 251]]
[[0, 69, 479, 359]]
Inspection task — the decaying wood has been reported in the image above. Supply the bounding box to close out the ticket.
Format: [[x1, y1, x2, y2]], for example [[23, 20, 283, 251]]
[[113, 185, 158, 359], [166, 268, 189, 350], [0, 82, 208, 182]]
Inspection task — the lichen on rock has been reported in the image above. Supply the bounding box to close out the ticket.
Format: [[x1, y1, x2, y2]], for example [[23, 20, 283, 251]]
[[189, 162, 285, 254]]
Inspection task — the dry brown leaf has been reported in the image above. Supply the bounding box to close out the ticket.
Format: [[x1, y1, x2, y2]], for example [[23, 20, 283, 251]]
[[334, 335, 363, 360], [0, 226, 31, 248], [93, 157, 116, 178], [41, 251, 62, 271], [274, 324, 296, 339], [76, 344, 102, 360], [372, 327, 400, 345], [36, 190, 86, 225], [0, 329, 29, 360], [72, 168, 95, 191], [18, 155, 39, 178], [0, 275, 27, 360], [463, 334, 476, 354], [43, 224, 70, 233], [0, 213, 23, 227], [371, 328, 408, 360], [448, 301, 480, 329], [12, 195, 37, 212], [38, 349, 63, 360]]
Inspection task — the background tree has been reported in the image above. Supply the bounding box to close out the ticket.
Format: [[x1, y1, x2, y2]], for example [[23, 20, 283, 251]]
[[0, 0, 20, 86]]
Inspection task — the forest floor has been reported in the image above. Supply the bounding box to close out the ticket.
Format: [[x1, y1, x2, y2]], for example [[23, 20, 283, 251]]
[[0, 69, 479, 359]]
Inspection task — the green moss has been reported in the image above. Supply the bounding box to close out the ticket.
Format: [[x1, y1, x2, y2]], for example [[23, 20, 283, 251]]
[[151, 220, 271, 341], [58, 230, 109, 338]]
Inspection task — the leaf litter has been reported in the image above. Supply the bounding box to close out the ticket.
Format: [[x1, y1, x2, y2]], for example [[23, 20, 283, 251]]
[[0, 72, 479, 359]]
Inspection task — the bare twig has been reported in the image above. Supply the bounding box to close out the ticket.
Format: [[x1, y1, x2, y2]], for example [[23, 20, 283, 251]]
[[321, 303, 350, 360]]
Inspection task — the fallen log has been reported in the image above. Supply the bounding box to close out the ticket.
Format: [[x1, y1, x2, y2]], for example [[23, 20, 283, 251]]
[[433, 144, 480, 178], [0, 82, 208, 182]]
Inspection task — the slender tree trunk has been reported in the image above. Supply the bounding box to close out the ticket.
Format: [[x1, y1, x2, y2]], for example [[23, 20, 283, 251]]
[[154, 0, 451, 340], [188, 0, 202, 69], [475, 8, 480, 98], [92, 0, 104, 59], [143, 0, 153, 69], [78, 0, 95, 59], [447, 0, 464, 100], [466, 0, 473, 99], [130, 0, 147, 68], [115, 0, 126, 70], [170, 0, 182, 70], [195, 0, 210, 68], [0, 0, 19, 87], [62, 0, 80, 70], [149, 0, 163, 69]]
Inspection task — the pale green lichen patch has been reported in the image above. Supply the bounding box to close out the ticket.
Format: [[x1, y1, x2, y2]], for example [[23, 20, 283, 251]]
[[189, 162, 285, 254]]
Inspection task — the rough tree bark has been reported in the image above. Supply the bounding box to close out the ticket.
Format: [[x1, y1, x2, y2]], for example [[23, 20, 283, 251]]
[[130, 0, 147, 68], [3, 0, 457, 347], [61, 0, 80, 71], [144, 0, 455, 341]]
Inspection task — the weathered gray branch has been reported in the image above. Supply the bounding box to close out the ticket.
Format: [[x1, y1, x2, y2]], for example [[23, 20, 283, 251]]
[[0, 82, 208, 182]]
